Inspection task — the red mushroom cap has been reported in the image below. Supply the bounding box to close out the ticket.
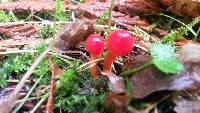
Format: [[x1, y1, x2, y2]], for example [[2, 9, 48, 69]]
[[85, 34, 104, 56], [107, 30, 134, 56]]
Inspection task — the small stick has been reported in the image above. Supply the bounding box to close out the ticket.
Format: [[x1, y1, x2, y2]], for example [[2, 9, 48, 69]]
[[46, 57, 56, 113]]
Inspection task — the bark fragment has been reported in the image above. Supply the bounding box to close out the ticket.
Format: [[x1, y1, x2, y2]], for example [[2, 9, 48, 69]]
[[0, 24, 37, 40]]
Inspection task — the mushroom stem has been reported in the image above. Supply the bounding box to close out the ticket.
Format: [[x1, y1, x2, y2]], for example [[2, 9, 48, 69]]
[[90, 54, 98, 78], [103, 52, 117, 73]]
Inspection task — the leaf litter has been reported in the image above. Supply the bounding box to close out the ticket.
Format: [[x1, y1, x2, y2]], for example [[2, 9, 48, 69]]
[[0, 0, 200, 113], [123, 50, 200, 98]]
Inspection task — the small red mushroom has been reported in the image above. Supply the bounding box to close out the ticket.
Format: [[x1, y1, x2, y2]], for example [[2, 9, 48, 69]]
[[86, 34, 104, 78], [103, 30, 134, 74]]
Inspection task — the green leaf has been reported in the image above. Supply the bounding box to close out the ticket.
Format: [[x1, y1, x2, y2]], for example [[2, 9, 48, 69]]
[[150, 43, 183, 73]]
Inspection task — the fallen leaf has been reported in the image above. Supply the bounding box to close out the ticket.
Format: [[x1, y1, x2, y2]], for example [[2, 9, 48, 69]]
[[123, 55, 200, 98], [179, 43, 200, 63], [174, 96, 200, 113], [55, 21, 95, 51]]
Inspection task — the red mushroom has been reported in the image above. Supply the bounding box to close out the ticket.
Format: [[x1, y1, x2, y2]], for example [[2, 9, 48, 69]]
[[103, 30, 134, 74], [86, 34, 104, 78]]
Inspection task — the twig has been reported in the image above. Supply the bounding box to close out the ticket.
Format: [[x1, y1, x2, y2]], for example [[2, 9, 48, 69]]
[[46, 57, 56, 113]]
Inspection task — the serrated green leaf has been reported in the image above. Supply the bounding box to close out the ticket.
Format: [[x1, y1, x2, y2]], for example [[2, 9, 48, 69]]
[[150, 43, 183, 73]]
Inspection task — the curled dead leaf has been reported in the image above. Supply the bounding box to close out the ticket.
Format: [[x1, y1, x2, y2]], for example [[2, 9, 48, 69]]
[[55, 21, 95, 51], [123, 54, 200, 98]]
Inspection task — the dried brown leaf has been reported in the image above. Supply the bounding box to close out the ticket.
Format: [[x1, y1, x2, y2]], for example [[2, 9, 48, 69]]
[[55, 21, 95, 51], [123, 55, 200, 98], [174, 96, 200, 113], [179, 43, 200, 63]]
